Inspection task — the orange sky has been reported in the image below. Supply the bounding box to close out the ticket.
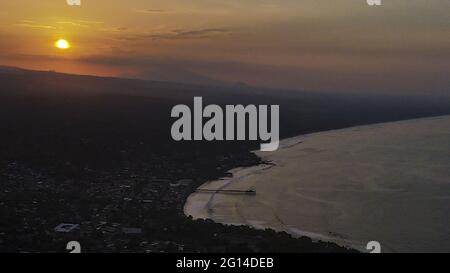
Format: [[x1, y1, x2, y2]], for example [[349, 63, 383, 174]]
[[1, 0, 449, 96]]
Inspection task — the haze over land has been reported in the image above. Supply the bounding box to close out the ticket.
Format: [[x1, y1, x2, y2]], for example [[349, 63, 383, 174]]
[[0, 66, 449, 252]]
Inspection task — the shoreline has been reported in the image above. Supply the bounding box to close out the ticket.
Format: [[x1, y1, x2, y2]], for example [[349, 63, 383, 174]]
[[184, 142, 367, 252], [184, 114, 450, 252]]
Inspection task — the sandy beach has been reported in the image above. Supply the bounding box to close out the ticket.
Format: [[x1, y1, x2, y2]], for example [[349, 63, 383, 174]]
[[184, 115, 450, 252]]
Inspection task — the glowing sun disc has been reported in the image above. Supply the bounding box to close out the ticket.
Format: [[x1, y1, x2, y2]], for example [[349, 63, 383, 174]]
[[55, 39, 71, 49]]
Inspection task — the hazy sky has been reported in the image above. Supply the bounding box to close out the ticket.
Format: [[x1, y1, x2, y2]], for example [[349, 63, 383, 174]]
[[1, 0, 449, 96]]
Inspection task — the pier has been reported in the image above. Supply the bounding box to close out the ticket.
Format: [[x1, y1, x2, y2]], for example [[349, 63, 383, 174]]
[[195, 189, 256, 195]]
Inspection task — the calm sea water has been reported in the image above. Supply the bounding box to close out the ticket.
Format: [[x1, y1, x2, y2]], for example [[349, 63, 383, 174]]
[[185, 115, 450, 252]]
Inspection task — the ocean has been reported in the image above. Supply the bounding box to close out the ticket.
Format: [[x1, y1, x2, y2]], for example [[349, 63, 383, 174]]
[[184, 115, 450, 252]]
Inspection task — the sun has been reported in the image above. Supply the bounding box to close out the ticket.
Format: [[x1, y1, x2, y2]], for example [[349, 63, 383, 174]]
[[55, 39, 71, 49]]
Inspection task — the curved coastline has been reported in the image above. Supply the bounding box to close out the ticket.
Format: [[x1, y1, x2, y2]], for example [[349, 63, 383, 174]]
[[184, 136, 367, 251]]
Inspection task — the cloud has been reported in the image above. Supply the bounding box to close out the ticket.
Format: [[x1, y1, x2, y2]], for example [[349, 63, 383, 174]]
[[15, 20, 57, 30], [131, 8, 168, 14], [116, 28, 231, 41], [55, 21, 90, 28], [168, 28, 231, 39], [15, 19, 104, 30]]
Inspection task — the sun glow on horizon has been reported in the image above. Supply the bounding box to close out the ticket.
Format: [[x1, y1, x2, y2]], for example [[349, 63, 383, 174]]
[[55, 39, 71, 49]]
